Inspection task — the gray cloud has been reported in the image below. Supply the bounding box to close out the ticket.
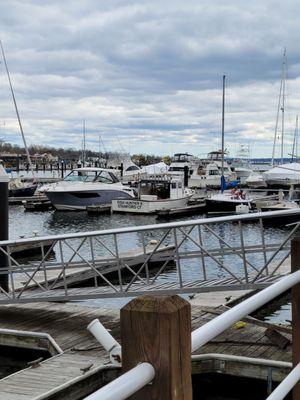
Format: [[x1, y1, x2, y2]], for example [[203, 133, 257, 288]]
[[0, 0, 299, 157]]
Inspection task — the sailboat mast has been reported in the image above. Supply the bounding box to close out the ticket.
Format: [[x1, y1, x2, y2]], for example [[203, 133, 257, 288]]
[[271, 49, 286, 166], [0, 40, 35, 178], [221, 75, 226, 185], [281, 48, 286, 164], [292, 115, 298, 162], [83, 119, 86, 166]]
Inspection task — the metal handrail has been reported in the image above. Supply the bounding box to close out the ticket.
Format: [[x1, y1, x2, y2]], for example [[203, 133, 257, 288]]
[[266, 363, 300, 400], [1, 208, 300, 246], [86, 271, 300, 400], [191, 270, 300, 351]]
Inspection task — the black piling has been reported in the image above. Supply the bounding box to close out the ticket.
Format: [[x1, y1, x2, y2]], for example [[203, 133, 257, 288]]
[[0, 165, 9, 292]]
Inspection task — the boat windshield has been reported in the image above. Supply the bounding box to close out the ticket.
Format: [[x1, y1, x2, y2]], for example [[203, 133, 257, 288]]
[[64, 170, 117, 183]]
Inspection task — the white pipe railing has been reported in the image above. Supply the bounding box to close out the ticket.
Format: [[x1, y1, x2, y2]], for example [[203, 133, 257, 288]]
[[87, 319, 121, 364], [266, 363, 300, 400], [84, 362, 155, 400], [192, 269, 300, 352]]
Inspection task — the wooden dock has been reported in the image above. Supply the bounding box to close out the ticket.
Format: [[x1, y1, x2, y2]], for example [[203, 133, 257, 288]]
[[0, 302, 292, 399]]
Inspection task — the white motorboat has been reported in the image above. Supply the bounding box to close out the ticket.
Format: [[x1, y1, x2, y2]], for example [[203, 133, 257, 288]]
[[188, 151, 237, 189], [39, 167, 136, 210], [206, 189, 253, 212], [230, 160, 253, 183], [111, 177, 193, 214], [263, 163, 300, 187], [230, 145, 253, 184], [168, 153, 199, 178], [245, 173, 267, 188]]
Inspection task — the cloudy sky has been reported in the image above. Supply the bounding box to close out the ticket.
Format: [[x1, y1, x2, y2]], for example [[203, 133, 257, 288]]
[[0, 0, 299, 158]]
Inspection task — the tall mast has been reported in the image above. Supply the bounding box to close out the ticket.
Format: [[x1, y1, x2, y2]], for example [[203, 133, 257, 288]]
[[0, 40, 35, 178], [281, 48, 286, 164], [271, 48, 287, 165], [292, 115, 299, 162], [82, 119, 86, 166], [221, 75, 226, 193]]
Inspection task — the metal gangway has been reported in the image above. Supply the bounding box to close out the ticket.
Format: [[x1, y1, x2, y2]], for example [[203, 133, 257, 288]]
[[0, 209, 299, 304]]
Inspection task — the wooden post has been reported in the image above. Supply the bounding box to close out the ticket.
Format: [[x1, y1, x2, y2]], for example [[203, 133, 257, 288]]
[[291, 237, 300, 399], [121, 295, 192, 400]]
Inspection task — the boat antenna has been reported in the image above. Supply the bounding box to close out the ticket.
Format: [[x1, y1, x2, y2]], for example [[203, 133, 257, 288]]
[[0, 40, 35, 179], [221, 74, 226, 193]]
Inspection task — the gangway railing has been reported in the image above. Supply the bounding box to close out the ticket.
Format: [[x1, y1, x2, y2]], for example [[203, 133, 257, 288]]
[[0, 209, 299, 304], [84, 258, 300, 399]]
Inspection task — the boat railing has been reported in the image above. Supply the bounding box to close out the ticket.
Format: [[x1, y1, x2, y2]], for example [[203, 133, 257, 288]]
[[84, 267, 300, 399], [0, 209, 299, 303]]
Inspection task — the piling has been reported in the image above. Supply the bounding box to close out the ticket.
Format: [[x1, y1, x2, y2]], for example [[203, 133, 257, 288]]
[[121, 295, 192, 399], [0, 164, 9, 291], [184, 165, 189, 187], [120, 162, 124, 178], [61, 161, 64, 178], [291, 237, 300, 399]]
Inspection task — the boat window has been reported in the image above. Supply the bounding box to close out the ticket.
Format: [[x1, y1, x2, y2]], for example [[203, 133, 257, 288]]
[[169, 167, 184, 172], [64, 171, 97, 182], [178, 182, 182, 188], [126, 166, 139, 171], [209, 170, 220, 176], [171, 182, 177, 189], [95, 171, 116, 184]]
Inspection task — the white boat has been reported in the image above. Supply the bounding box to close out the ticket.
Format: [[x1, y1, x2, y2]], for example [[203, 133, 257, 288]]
[[245, 173, 267, 188], [188, 161, 235, 189], [39, 167, 136, 210], [111, 177, 193, 214], [168, 153, 198, 178], [206, 189, 253, 212], [263, 163, 300, 187], [230, 145, 253, 183]]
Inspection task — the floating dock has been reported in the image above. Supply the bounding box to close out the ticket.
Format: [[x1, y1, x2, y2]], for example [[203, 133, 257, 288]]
[[0, 302, 292, 400]]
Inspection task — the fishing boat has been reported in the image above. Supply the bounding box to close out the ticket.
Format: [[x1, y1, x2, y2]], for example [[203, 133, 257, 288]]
[[111, 176, 193, 214], [39, 167, 136, 210], [245, 172, 267, 188]]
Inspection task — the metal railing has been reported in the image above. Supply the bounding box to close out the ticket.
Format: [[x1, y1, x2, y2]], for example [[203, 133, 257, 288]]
[[0, 209, 299, 304], [84, 269, 300, 400]]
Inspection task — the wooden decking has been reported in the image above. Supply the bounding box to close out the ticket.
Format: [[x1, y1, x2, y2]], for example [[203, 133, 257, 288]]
[[0, 302, 292, 399]]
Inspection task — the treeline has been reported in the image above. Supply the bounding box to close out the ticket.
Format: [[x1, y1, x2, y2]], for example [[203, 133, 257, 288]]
[[0, 140, 170, 166]]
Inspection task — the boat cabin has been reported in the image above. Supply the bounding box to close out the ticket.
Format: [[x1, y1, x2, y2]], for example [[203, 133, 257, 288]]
[[207, 150, 228, 161], [63, 168, 120, 184], [138, 178, 185, 200]]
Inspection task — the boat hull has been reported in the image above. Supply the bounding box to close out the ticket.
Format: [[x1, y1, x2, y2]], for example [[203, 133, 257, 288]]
[[206, 198, 252, 212], [9, 184, 38, 197], [111, 196, 190, 214], [45, 190, 134, 211]]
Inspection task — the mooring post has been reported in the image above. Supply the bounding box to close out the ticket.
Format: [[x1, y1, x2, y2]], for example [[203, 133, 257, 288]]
[[291, 237, 300, 399], [183, 165, 189, 187], [121, 295, 192, 400], [0, 164, 9, 291]]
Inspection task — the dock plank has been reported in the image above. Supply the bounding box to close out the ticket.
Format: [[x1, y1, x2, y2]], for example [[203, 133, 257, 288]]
[[0, 302, 292, 400]]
